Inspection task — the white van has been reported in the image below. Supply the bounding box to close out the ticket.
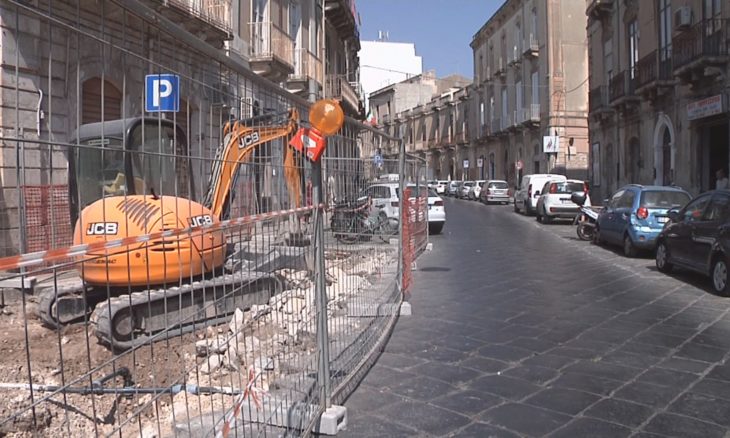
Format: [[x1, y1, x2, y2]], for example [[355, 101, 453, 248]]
[[514, 174, 567, 215]]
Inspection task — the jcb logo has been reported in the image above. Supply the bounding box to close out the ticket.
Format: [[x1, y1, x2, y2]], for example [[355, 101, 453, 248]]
[[86, 222, 118, 235], [239, 131, 260, 148], [189, 215, 213, 228]]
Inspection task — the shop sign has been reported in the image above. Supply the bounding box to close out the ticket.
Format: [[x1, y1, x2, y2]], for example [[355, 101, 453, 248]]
[[687, 94, 724, 121]]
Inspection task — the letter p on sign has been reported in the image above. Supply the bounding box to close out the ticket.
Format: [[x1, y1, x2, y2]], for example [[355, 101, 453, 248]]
[[145, 74, 180, 112]]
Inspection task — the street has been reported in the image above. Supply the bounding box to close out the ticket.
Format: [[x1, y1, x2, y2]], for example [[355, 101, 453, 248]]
[[342, 197, 730, 437]]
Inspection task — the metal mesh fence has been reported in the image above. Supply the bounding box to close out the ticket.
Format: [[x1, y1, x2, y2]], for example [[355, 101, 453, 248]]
[[0, 1, 430, 437]]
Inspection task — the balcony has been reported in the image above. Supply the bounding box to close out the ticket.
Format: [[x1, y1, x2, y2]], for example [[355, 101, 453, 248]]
[[586, 0, 613, 20], [609, 70, 640, 109], [249, 22, 294, 82], [325, 74, 361, 114], [635, 50, 674, 98], [494, 58, 506, 77], [480, 123, 491, 138], [524, 34, 539, 58], [673, 18, 730, 82], [508, 46, 522, 66], [508, 111, 521, 131], [521, 104, 540, 127], [324, 0, 360, 49], [149, 0, 232, 44], [589, 86, 613, 120], [286, 49, 324, 96], [454, 130, 467, 144]]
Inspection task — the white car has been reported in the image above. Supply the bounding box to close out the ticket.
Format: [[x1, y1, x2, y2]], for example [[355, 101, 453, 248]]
[[535, 179, 591, 223], [359, 183, 445, 234], [435, 180, 448, 195], [514, 174, 567, 215], [469, 180, 487, 200]]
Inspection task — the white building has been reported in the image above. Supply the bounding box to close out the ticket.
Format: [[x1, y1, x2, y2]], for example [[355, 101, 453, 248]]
[[359, 40, 423, 111]]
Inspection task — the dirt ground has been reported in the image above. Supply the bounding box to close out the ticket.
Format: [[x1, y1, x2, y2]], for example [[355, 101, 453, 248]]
[[0, 246, 396, 437]]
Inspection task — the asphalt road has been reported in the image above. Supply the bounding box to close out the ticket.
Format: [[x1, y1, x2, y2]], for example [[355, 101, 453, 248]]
[[340, 196, 730, 437]]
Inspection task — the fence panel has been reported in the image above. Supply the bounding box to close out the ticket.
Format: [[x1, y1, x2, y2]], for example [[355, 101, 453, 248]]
[[0, 1, 409, 437]]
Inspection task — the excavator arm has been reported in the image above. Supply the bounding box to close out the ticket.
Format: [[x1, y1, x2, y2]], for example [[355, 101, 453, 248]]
[[202, 109, 300, 219]]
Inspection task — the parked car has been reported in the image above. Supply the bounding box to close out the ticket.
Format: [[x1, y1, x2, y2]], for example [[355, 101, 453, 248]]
[[427, 180, 438, 190], [514, 174, 567, 215], [480, 180, 511, 204], [535, 179, 590, 223], [655, 190, 730, 294], [459, 181, 475, 199], [408, 185, 446, 235], [358, 182, 400, 220], [469, 180, 487, 200], [447, 181, 461, 197], [596, 184, 691, 257], [435, 180, 448, 195]]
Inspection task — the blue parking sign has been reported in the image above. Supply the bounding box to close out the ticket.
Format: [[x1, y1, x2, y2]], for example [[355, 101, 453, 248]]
[[145, 74, 179, 112]]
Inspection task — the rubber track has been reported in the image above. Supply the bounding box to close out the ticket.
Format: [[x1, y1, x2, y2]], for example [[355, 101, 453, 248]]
[[36, 277, 89, 328], [91, 271, 281, 351]]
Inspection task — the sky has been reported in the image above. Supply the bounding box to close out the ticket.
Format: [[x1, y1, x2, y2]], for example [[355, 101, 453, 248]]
[[357, 0, 501, 79]]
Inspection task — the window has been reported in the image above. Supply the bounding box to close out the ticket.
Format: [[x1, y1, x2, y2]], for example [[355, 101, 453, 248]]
[[609, 189, 625, 208], [704, 195, 730, 221], [704, 0, 721, 34], [531, 71, 539, 105], [617, 190, 636, 209], [479, 54, 484, 82], [628, 20, 638, 79], [682, 195, 711, 222], [489, 96, 495, 121], [658, 0, 672, 61], [480, 101, 485, 126], [640, 191, 690, 208], [501, 87, 507, 120], [516, 80, 523, 112], [531, 7, 538, 42]]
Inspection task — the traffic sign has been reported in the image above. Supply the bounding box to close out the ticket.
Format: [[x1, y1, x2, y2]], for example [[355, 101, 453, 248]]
[[477, 158, 484, 168], [516, 160, 524, 170], [373, 154, 383, 168], [145, 74, 180, 112], [463, 159, 469, 169], [543, 135, 560, 153]]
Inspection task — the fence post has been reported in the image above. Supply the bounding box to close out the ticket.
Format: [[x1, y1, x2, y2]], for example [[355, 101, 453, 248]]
[[397, 138, 406, 294], [312, 158, 331, 409]]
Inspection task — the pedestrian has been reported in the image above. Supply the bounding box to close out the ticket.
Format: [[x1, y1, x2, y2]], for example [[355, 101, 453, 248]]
[[716, 169, 729, 190]]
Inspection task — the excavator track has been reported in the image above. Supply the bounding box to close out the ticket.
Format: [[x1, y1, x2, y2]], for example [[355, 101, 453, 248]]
[[90, 271, 282, 351], [36, 277, 94, 328]]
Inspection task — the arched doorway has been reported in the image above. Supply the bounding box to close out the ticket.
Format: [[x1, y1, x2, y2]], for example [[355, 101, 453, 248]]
[[626, 137, 641, 184], [653, 113, 675, 186], [82, 78, 121, 124]]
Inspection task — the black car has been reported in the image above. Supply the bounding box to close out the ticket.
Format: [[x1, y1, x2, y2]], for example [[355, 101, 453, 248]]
[[655, 190, 730, 295]]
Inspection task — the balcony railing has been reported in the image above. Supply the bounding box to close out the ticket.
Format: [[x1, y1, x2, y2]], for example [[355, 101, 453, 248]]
[[674, 18, 730, 71], [636, 51, 657, 89], [589, 86, 610, 113], [609, 70, 638, 102], [495, 58, 506, 76], [524, 34, 539, 57], [521, 104, 540, 125], [162, 0, 232, 33], [481, 123, 491, 138], [325, 74, 360, 111], [249, 21, 294, 67], [491, 118, 501, 134], [291, 48, 324, 84], [500, 117, 509, 132]]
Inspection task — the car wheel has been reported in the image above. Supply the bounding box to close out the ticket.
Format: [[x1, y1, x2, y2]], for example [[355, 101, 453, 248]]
[[542, 207, 552, 224], [655, 241, 673, 273], [429, 223, 444, 235], [712, 255, 730, 296], [502, 201, 508, 205], [593, 226, 603, 245], [623, 235, 637, 258]]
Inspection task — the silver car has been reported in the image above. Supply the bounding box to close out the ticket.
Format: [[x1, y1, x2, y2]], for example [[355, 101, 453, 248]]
[[480, 180, 511, 204]]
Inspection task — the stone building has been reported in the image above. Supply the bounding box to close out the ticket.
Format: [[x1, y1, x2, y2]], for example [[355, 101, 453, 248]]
[[0, 0, 362, 257], [469, 0, 590, 188], [587, 0, 729, 200]]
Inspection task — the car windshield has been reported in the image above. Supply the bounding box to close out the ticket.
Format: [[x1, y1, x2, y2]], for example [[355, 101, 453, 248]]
[[488, 182, 508, 189], [464, 182, 474, 187], [551, 182, 584, 194], [641, 191, 690, 209]]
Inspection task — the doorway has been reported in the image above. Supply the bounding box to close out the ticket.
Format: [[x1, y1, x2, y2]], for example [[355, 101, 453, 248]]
[[701, 122, 730, 191], [661, 128, 672, 185]]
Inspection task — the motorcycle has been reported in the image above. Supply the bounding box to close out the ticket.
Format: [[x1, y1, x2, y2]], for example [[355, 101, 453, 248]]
[[571, 191, 601, 241], [330, 196, 399, 244]]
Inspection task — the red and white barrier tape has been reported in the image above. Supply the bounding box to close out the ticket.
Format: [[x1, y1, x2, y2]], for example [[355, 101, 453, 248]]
[[0, 204, 324, 272], [217, 365, 267, 438]]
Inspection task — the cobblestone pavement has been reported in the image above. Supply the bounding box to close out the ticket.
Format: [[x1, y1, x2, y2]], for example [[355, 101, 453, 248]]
[[340, 197, 730, 437]]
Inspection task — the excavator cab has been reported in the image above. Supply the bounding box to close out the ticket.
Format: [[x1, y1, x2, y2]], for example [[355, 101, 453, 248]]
[[68, 118, 192, 225]]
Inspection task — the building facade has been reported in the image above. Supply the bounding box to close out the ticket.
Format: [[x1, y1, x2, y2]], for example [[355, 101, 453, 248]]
[[587, 0, 729, 200], [469, 0, 590, 188], [0, 0, 362, 257]]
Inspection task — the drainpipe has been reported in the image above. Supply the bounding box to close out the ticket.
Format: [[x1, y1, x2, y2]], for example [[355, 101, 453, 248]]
[[36, 89, 44, 136]]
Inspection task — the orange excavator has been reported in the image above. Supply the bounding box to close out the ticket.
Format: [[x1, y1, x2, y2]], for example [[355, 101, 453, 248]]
[[37, 100, 344, 350]]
